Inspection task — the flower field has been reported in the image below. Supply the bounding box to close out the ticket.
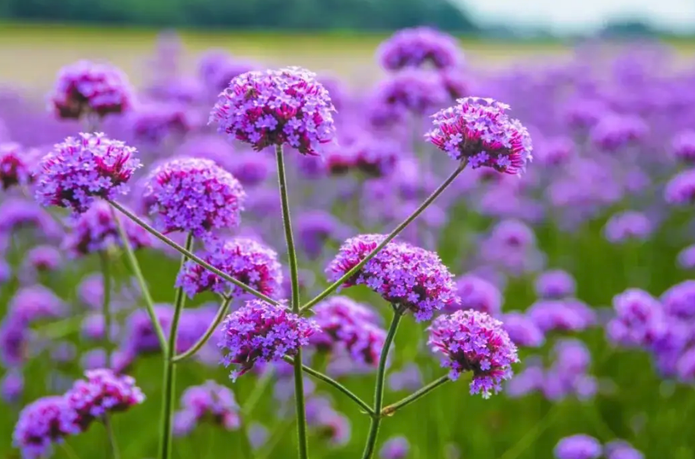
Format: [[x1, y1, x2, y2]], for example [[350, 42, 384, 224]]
[[1, 25, 695, 459]]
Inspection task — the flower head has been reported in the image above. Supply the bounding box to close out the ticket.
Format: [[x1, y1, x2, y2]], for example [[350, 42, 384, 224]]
[[218, 300, 319, 380], [553, 434, 602, 459], [607, 288, 666, 347], [428, 310, 519, 398], [49, 60, 133, 119], [210, 66, 336, 155], [380, 436, 410, 459], [176, 238, 282, 299], [377, 27, 462, 70], [665, 169, 695, 205], [535, 269, 576, 299], [127, 102, 199, 145], [13, 396, 78, 459], [173, 381, 240, 436], [426, 97, 533, 175], [35, 133, 141, 213], [450, 274, 502, 315], [528, 298, 596, 333], [0, 143, 38, 190], [326, 234, 458, 322], [603, 211, 653, 243], [144, 157, 246, 237], [369, 69, 448, 123], [605, 440, 644, 459], [661, 280, 695, 321], [673, 129, 695, 163], [9, 285, 65, 324], [500, 312, 545, 347]]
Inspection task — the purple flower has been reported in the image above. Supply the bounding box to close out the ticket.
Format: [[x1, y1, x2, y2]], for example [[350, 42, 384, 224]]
[[377, 27, 462, 70], [0, 142, 38, 190], [173, 380, 240, 436], [0, 198, 62, 241], [305, 397, 351, 446], [535, 136, 575, 167], [80, 348, 134, 374], [62, 200, 151, 257], [207, 59, 259, 94], [218, 300, 319, 380], [590, 113, 647, 151], [553, 434, 602, 459], [605, 441, 643, 459], [664, 169, 695, 205], [296, 210, 347, 260], [380, 436, 410, 459], [450, 274, 502, 315], [661, 280, 695, 321], [428, 310, 519, 398], [528, 298, 596, 333], [248, 422, 269, 450], [144, 157, 246, 238], [673, 129, 695, 163], [49, 60, 133, 119], [369, 69, 448, 123], [176, 237, 282, 299], [12, 396, 78, 459], [0, 258, 11, 283], [310, 296, 386, 367], [122, 304, 173, 355], [426, 97, 533, 175], [210, 66, 336, 155], [1, 369, 23, 404], [0, 317, 29, 367], [326, 234, 458, 322], [535, 269, 577, 299], [349, 134, 400, 178], [23, 245, 62, 273], [229, 150, 272, 187], [388, 363, 424, 392], [677, 244, 695, 269], [607, 288, 666, 347], [677, 347, 695, 382], [9, 285, 65, 324], [603, 211, 653, 243], [34, 133, 141, 213], [63, 369, 144, 432], [500, 312, 545, 347], [127, 102, 199, 145]]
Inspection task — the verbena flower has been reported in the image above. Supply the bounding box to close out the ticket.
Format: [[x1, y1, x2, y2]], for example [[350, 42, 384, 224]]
[[0, 142, 38, 190], [122, 304, 173, 355], [603, 211, 653, 243], [377, 26, 462, 70], [210, 66, 336, 155], [173, 381, 241, 436], [369, 69, 448, 123], [296, 210, 347, 260], [677, 244, 695, 269], [664, 169, 695, 205], [1, 369, 23, 404], [12, 396, 78, 459], [144, 157, 246, 237], [0, 317, 29, 367], [426, 97, 533, 175], [660, 280, 695, 321], [535, 269, 576, 299], [380, 436, 410, 459], [450, 274, 502, 315], [8, 285, 65, 324], [387, 363, 423, 392], [543, 339, 597, 401], [527, 298, 596, 333], [62, 200, 151, 257], [535, 136, 575, 167], [349, 134, 400, 178], [672, 129, 695, 163], [228, 150, 272, 187], [500, 312, 545, 347], [326, 234, 458, 322], [605, 440, 644, 459], [49, 60, 134, 119], [127, 102, 199, 145], [218, 300, 319, 380], [310, 296, 386, 367], [428, 310, 519, 398], [35, 133, 141, 213], [176, 237, 282, 299], [0, 198, 63, 241], [23, 245, 62, 274], [607, 288, 666, 347], [553, 434, 602, 459], [305, 397, 351, 447], [590, 113, 647, 151]]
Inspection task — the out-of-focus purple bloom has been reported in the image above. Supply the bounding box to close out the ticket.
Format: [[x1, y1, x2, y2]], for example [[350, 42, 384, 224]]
[[144, 157, 246, 238], [35, 133, 141, 213], [317, 74, 348, 111], [677, 244, 695, 269], [208, 59, 259, 94], [49, 60, 133, 119], [78, 273, 144, 311], [528, 298, 596, 333], [505, 362, 545, 398], [349, 134, 400, 178], [428, 310, 519, 398], [478, 220, 545, 276], [603, 211, 653, 243], [326, 234, 458, 322], [664, 169, 695, 205], [676, 346, 695, 382], [0, 198, 62, 241], [173, 380, 241, 436], [673, 129, 695, 163], [439, 68, 470, 100], [174, 135, 235, 172], [449, 274, 502, 315], [1, 369, 23, 404], [563, 97, 607, 129], [605, 440, 644, 459], [79, 348, 134, 374], [0, 317, 29, 367], [296, 210, 347, 260], [388, 363, 424, 392], [23, 245, 62, 273], [661, 280, 695, 321], [0, 258, 11, 284], [176, 237, 282, 299], [305, 397, 351, 447], [51, 342, 77, 364], [127, 102, 199, 145], [500, 312, 545, 347], [248, 422, 269, 451], [229, 150, 272, 187], [210, 66, 336, 155], [369, 69, 447, 124], [590, 113, 647, 151], [197, 49, 232, 88], [122, 304, 173, 355], [12, 396, 78, 459], [377, 27, 462, 70], [535, 136, 574, 167], [607, 288, 666, 347], [553, 434, 602, 459], [535, 269, 576, 300], [218, 300, 319, 380], [426, 97, 533, 175], [0, 142, 38, 190], [8, 285, 65, 324], [380, 436, 410, 459]]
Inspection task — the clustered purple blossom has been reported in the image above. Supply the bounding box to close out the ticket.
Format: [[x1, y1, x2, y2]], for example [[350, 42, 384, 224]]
[[34, 133, 141, 213], [173, 380, 241, 436], [500, 312, 545, 348], [143, 157, 246, 238], [326, 234, 458, 322], [12, 396, 78, 459], [603, 210, 653, 243], [428, 309, 519, 398], [369, 69, 448, 124], [0, 142, 37, 190], [607, 288, 665, 348], [305, 396, 351, 447], [664, 169, 695, 205], [176, 237, 282, 299], [210, 66, 336, 155], [218, 300, 319, 380], [535, 269, 576, 299], [554, 434, 602, 459], [527, 298, 596, 333], [450, 274, 502, 315], [380, 436, 410, 459], [542, 339, 597, 401], [426, 97, 533, 175], [377, 27, 462, 70], [128, 101, 199, 145], [672, 129, 695, 163]]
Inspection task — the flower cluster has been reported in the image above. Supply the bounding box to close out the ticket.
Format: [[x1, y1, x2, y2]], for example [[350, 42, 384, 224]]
[[210, 66, 336, 155], [0, 142, 38, 190], [326, 234, 458, 322], [428, 310, 518, 398], [554, 434, 602, 459], [12, 396, 78, 459], [173, 381, 241, 436], [426, 97, 533, 175], [377, 27, 462, 70], [34, 133, 141, 213], [370, 69, 448, 123], [534, 269, 576, 299], [450, 274, 502, 315], [527, 298, 596, 333], [607, 288, 665, 347], [127, 102, 199, 145]]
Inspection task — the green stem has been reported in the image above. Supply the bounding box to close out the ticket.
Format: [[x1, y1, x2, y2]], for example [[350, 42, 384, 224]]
[[99, 251, 112, 366], [107, 200, 280, 306], [172, 296, 231, 363], [274, 144, 308, 459], [111, 207, 168, 353], [381, 375, 449, 417], [104, 415, 120, 459], [283, 356, 374, 416], [361, 308, 404, 459], [301, 161, 467, 313], [159, 233, 194, 459]]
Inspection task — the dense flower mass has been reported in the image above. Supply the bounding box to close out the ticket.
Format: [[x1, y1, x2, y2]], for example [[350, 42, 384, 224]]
[[176, 237, 282, 299], [209, 66, 336, 155], [0, 142, 37, 190], [607, 288, 665, 347], [326, 234, 459, 322], [13, 396, 78, 459], [34, 133, 141, 213], [143, 157, 246, 237], [528, 298, 596, 333], [535, 269, 576, 299], [127, 102, 198, 145], [377, 27, 462, 70], [49, 60, 133, 119], [426, 97, 533, 175], [218, 300, 319, 380], [450, 274, 502, 315], [664, 169, 695, 205], [173, 381, 241, 436], [428, 310, 519, 398], [369, 69, 448, 124], [553, 434, 602, 459]]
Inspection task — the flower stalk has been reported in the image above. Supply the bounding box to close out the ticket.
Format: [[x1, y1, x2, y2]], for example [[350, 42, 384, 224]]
[[381, 375, 450, 417], [172, 296, 231, 363]]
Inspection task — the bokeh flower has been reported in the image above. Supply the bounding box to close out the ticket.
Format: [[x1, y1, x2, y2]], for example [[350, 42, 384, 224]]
[[173, 381, 241, 436], [13, 396, 78, 459], [553, 434, 602, 459], [377, 26, 462, 70]]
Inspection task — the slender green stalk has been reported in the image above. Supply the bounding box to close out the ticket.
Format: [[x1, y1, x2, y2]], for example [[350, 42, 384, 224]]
[[301, 161, 467, 313], [104, 415, 120, 459], [99, 251, 112, 366], [238, 370, 274, 458], [361, 308, 404, 459], [381, 375, 449, 417], [283, 356, 374, 416], [111, 208, 168, 353], [159, 233, 193, 459], [172, 296, 231, 363], [274, 144, 308, 459], [108, 200, 280, 306]]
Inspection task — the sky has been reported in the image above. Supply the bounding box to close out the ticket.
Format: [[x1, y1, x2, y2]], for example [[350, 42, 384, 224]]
[[461, 0, 695, 33]]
